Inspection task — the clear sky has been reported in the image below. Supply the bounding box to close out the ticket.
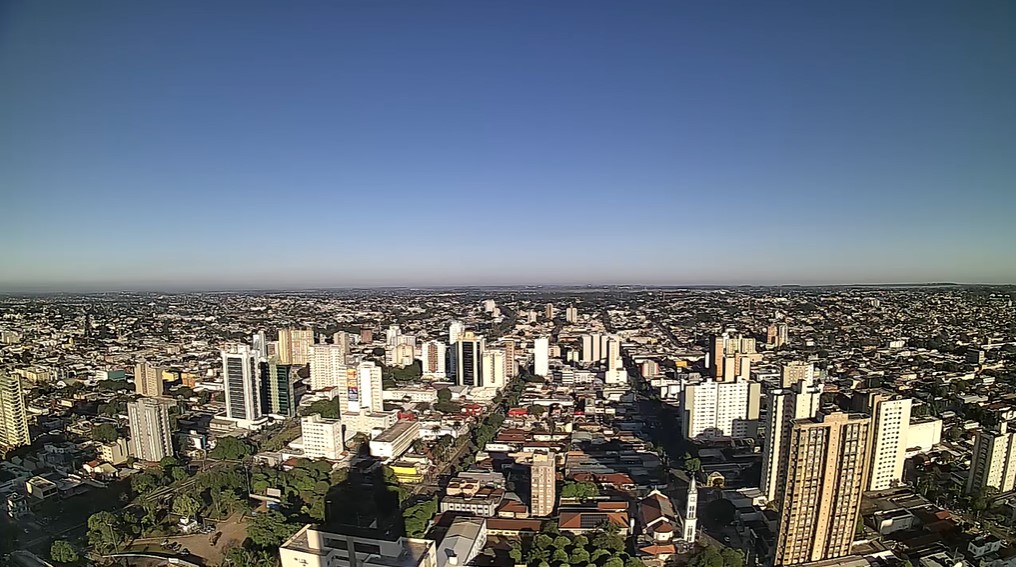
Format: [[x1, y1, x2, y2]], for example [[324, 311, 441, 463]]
[[2, 1, 1014, 290]]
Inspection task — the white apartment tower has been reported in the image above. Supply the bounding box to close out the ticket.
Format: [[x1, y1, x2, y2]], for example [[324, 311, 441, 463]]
[[454, 331, 485, 387], [481, 349, 507, 390], [421, 340, 447, 379], [301, 415, 345, 460], [761, 364, 823, 505], [222, 344, 262, 424], [0, 374, 30, 449], [531, 450, 556, 517], [681, 377, 761, 441], [565, 306, 578, 324], [533, 337, 549, 377], [966, 422, 1016, 495], [338, 360, 383, 415], [860, 391, 912, 491], [127, 397, 174, 462], [134, 362, 164, 397], [309, 344, 347, 391]]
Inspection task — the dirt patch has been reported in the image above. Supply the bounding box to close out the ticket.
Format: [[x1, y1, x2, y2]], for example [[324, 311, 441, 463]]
[[131, 513, 248, 566]]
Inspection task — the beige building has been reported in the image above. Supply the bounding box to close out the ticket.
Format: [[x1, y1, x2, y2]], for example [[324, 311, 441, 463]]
[[134, 362, 164, 397], [309, 344, 346, 391], [530, 450, 556, 517], [710, 332, 761, 381], [280, 524, 436, 567], [421, 340, 447, 379], [278, 328, 314, 366], [0, 374, 31, 449], [300, 415, 344, 460], [761, 364, 822, 505], [775, 411, 872, 566], [966, 422, 1016, 495]]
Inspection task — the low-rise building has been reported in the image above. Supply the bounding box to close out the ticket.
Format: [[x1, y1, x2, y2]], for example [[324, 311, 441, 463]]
[[279, 524, 437, 567], [370, 420, 420, 461]]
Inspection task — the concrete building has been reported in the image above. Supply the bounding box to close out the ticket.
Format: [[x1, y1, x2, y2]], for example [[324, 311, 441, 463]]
[[530, 450, 556, 517], [966, 422, 1016, 495], [421, 340, 447, 379], [683, 477, 698, 544], [565, 306, 578, 324], [369, 420, 420, 461], [780, 361, 815, 388], [0, 374, 30, 449], [533, 337, 549, 377], [482, 349, 507, 390], [221, 343, 262, 425], [301, 414, 344, 460], [761, 364, 823, 504], [906, 416, 943, 455], [280, 525, 437, 567], [278, 328, 314, 366], [127, 397, 174, 462], [386, 343, 415, 368], [261, 358, 297, 417], [99, 438, 130, 465], [681, 377, 761, 441], [544, 303, 555, 320], [580, 334, 610, 364], [344, 360, 383, 415], [309, 344, 347, 391], [856, 390, 912, 491], [767, 323, 789, 348], [454, 331, 484, 387], [710, 332, 759, 381], [774, 411, 873, 567], [436, 517, 486, 567], [134, 362, 164, 397]]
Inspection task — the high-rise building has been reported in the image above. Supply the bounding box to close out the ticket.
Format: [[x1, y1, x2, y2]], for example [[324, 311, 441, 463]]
[[278, 328, 314, 366], [761, 364, 823, 505], [337, 360, 383, 415], [710, 332, 758, 380], [682, 478, 698, 544], [0, 374, 30, 449], [682, 377, 761, 441], [565, 306, 578, 324], [502, 339, 517, 379], [261, 358, 297, 417], [134, 362, 164, 397], [301, 414, 344, 460], [774, 411, 872, 566], [531, 450, 556, 517], [766, 323, 789, 348], [533, 337, 549, 377], [544, 303, 555, 320], [421, 340, 447, 379], [780, 361, 815, 388], [856, 390, 912, 491], [454, 331, 485, 387], [580, 334, 610, 364], [448, 321, 465, 345], [606, 337, 623, 372], [127, 397, 174, 462], [386, 343, 415, 368], [360, 328, 373, 344], [966, 422, 1016, 494], [309, 344, 347, 391], [332, 332, 349, 356], [252, 331, 269, 359], [222, 344, 262, 424], [386, 325, 401, 347], [481, 349, 506, 390]]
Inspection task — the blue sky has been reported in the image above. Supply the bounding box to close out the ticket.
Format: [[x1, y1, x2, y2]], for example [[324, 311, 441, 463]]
[[2, 1, 1014, 290]]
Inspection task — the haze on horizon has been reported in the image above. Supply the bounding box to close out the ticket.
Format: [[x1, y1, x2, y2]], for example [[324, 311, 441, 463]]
[[2, 1, 1015, 292]]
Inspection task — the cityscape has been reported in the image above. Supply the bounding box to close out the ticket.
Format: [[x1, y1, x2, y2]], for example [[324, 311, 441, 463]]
[[1, 286, 1016, 567], [2, 2, 1015, 567]]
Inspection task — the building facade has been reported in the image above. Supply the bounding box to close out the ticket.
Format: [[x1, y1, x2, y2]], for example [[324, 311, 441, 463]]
[[301, 414, 344, 460], [221, 344, 262, 424], [134, 362, 164, 397], [530, 450, 556, 517], [127, 397, 174, 462], [0, 374, 30, 449], [681, 377, 761, 441], [533, 337, 549, 377], [309, 344, 347, 391], [966, 422, 1016, 495], [761, 364, 822, 505]]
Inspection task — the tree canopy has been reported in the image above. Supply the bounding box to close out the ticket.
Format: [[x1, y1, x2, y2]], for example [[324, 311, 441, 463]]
[[209, 436, 253, 460], [91, 423, 119, 443]]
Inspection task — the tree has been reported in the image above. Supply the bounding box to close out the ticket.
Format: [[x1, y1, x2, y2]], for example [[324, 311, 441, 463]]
[[571, 548, 591, 564], [721, 548, 744, 567], [552, 535, 571, 549], [683, 452, 702, 473], [625, 558, 647, 567], [175, 386, 195, 399], [560, 481, 599, 500], [300, 398, 341, 419], [91, 423, 119, 443], [604, 557, 625, 567], [528, 404, 547, 417], [87, 511, 129, 553], [50, 540, 79, 564], [509, 543, 523, 563], [689, 547, 724, 567], [534, 534, 554, 550], [247, 510, 299, 548], [173, 494, 202, 520], [209, 436, 253, 460], [160, 455, 180, 469], [437, 388, 452, 402]]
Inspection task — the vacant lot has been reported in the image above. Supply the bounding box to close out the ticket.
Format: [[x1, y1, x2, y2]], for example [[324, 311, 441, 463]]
[[130, 513, 248, 566]]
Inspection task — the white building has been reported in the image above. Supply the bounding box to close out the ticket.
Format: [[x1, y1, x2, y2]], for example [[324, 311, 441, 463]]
[[859, 391, 912, 491], [760, 365, 822, 504], [580, 334, 610, 364], [369, 420, 420, 461], [309, 344, 346, 391], [906, 416, 943, 456], [681, 377, 761, 441], [436, 517, 487, 567], [99, 438, 130, 465], [134, 362, 164, 397], [565, 306, 578, 324], [966, 422, 1016, 495], [421, 340, 447, 379], [683, 477, 698, 544], [278, 328, 314, 366], [482, 349, 506, 390], [533, 337, 549, 377], [301, 415, 344, 460], [280, 525, 437, 567], [0, 374, 30, 449], [221, 344, 262, 426], [127, 397, 174, 462]]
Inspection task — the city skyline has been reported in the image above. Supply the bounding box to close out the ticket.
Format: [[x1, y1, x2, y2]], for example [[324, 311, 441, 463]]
[[3, 1, 1015, 290]]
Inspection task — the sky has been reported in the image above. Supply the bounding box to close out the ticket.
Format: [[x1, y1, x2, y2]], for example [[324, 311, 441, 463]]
[[1, 1, 1015, 290]]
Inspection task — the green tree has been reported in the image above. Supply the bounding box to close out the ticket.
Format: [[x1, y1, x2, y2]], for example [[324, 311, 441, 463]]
[[534, 534, 554, 549], [87, 511, 129, 553], [91, 423, 119, 443], [560, 480, 599, 500], [721, 548, 744, 567], [160, 455, 180, 469], [529, 404, 547, 417], [551, 548, 569, 564], [209, 436, 253, 460], [625, 558, 647, 567], [690, 547, 724, 567], [247, 510, 299, 548], [50, 540, 79, 564], [552, 535, 571, 549], [571, 548, 591, 564], [509, 544, 523, 563], [437, 388, 452, 402], [604, 557, 625, 567], [173, 494, 202, 520], [683, 452, 702, 473], [300, 398, 341, 419]]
